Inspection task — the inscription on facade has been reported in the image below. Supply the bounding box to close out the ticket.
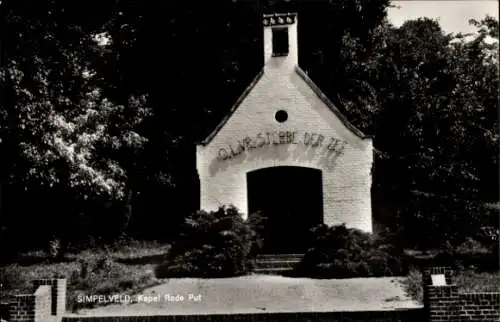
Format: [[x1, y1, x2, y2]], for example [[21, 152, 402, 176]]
[[216, 130, 346, 161]]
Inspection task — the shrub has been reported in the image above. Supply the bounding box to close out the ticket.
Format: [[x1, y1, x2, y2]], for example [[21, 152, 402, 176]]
[[68, 252, 157, 312], [453, 269, 500, 293], [401, 268, 424, 303], [245, 211, 267, 257], [292, 224, 406, 278], [454, 238, 490, 255], [0, 264, 32, 297], [155, 205, 259, 278]]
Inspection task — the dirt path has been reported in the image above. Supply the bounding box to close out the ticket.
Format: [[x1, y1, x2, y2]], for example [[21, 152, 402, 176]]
[[69, 275, 422, 316]]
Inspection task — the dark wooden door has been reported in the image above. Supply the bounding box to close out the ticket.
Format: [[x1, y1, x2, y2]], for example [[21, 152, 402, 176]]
[[247, 166, 323, 254]]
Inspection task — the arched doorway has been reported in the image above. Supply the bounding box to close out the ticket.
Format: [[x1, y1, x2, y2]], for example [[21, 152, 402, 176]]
[[247, 166, 324, 254]]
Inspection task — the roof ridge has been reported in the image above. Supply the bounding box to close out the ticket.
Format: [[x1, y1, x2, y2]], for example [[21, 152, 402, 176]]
[[199, 69, 265, 146], [294, 66, 371, 140], [198, 66, 371, 146]]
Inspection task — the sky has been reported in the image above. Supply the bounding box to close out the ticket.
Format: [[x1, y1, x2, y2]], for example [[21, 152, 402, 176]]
[[388, 1, 499, 35]]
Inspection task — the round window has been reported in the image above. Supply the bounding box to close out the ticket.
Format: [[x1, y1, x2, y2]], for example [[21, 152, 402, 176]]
[[275, 110, 288, 123]]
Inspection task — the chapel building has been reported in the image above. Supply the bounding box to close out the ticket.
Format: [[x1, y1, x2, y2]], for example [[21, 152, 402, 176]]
[[196, 13, 373, 253]]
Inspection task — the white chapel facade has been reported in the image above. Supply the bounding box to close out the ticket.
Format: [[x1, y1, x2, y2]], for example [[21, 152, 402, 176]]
[[196, 13, 373, 244]]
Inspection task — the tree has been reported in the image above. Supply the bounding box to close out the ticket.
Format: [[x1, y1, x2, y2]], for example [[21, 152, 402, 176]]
[[358, 18, 499, 248], [0, 0, 151, 254]]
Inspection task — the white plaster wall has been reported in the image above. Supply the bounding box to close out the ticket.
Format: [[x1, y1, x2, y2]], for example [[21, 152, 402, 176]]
[[196, 17, 373, 233]]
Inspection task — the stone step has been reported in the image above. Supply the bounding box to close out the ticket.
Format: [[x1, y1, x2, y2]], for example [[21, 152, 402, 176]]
[[253, 267, 292, 275], [255, 258, 302, 263], [254, 260, 299, 269], [253, 254, 304, 274], [256, 253, 304, 260]]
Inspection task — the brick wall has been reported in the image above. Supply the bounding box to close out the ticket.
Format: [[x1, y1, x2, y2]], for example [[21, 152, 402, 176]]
[[6, 279, 66, 322], [458, 293, 500, 321], [424, 284, 459, 321], [8, 288, 51, 322], [9, 295, 35, 322], [34, 286, 51, 322], [423, 267, 500, 322], [34, 279, 66, 317]]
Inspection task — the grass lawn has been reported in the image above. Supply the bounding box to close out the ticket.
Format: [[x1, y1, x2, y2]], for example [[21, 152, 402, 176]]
[[0, 240, 171, 312]]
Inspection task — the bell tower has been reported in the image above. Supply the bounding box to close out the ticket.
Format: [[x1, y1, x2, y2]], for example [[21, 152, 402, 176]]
[[262, 13, 298, 71]]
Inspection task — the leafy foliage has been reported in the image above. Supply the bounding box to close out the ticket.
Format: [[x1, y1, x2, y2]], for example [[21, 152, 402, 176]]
[[362, 18, 499, 200], [293, 224, 406, 279], [245, 211, 267, 257], [155, 206, 259, 278], [383, 193, 499, 251], [366, 18, 499, 249], [16, 87, 150, 201], [0, 0, 152, 254]]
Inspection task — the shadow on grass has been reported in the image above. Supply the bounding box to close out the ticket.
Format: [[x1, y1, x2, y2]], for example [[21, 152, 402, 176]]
[[7, 255, 74, 266], [404, 251, 499, 273], [115, 253, 169, 265], [272, 270, 295, 278]]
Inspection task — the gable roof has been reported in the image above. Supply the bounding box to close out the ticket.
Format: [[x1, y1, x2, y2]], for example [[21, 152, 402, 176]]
[[199, 68, 264, 146], [198, 67, 370, 146], [294, 66, 371, 140]]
